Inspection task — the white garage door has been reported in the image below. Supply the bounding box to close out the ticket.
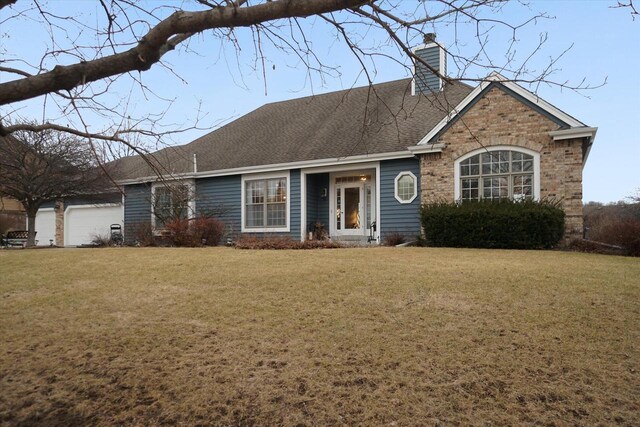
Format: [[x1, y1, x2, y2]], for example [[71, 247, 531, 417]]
[[35, 209, 56, 246], [65, 204, 123, 246]]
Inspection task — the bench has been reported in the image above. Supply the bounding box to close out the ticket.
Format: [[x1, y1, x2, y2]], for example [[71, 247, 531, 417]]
[[1, 230, 35, 247]]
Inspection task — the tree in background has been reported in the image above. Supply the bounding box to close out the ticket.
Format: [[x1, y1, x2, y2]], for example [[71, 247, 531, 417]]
[[0, 128, 111, 246], [583, 191, 640, 256]]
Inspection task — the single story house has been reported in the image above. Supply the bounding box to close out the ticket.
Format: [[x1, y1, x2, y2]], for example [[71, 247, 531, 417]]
[[36, 37, 596, 246]]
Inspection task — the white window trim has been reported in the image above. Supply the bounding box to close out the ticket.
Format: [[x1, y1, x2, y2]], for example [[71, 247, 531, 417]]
[[320, 163, 380, 242], [394, 171, 418, 204], [241, 170, 290, 233], [150, 180, 196, 230], [453, 146, 541, 201]]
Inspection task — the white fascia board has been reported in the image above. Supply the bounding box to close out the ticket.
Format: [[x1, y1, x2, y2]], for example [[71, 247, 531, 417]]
[[549, 126, 598, 166], [415, 79, 490, 146], [416, 72, 586, 147], [549, 127, 598, 141], [492, 73, 586, 128], [407, 144, 445, 154], [117, 151, 416, 186]]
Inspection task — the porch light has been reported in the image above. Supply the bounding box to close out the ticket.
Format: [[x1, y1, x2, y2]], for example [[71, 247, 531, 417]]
[[360, 175, 367, 182]]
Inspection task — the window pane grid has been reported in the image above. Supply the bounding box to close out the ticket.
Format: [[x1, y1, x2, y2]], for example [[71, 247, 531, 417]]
[[245, 178, 287, 228], [397, 175, 415, 201], [395, 173, 416, 203], [155, 185, 190, 228], [481, 151, 509, 175], [336, 175, 371, 184], [266, 203, 286, 226], [483, 176, 509, 199], [512, 174, 533, 199], [459, 150, 534, 201], [460, 154, 480, 176], [461, 178, 479, 201]]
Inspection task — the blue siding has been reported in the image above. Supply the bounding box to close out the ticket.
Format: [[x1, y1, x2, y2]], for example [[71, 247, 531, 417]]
[[123, 183, 151, 243], [379, 158, 421, 240], [415, 45, 442, 95], [306, 177, 318, 224], [289, 169, 301, 240], [306, 173, 329, 232], [196, 175, 242, 239], [196, 170, 301, 241]]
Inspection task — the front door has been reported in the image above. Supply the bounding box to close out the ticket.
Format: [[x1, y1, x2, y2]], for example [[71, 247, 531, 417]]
[[336, 185, 363, 235], [332, 172, 376, 237]]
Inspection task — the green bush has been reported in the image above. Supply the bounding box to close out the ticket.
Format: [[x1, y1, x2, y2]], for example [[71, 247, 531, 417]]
[[420, 199, 565, 249]]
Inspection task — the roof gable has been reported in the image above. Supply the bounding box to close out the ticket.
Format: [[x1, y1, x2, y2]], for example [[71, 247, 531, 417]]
[[416, 72, 587, 146]]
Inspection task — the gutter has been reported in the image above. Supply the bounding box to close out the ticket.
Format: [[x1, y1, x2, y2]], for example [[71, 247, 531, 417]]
[[548, 126, 598, 165], [116, 149, 421, 185]]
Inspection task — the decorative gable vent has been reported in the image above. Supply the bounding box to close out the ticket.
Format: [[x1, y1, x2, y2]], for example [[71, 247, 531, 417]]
[[413, 33, 446, 95]]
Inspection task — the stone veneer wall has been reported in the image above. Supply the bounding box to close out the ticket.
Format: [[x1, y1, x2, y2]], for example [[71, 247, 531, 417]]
[[54, 200, 64, 246], [420, 85, 585, 240]]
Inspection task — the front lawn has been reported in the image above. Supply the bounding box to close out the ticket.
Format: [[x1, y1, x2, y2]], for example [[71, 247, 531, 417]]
[[0, 247, 638, 425]]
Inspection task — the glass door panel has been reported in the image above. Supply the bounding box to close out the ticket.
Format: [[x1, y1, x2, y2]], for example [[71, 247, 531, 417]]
[[365, 184, 373, 229], [335, 187, 342, 230], [344, 187, 360, 230]]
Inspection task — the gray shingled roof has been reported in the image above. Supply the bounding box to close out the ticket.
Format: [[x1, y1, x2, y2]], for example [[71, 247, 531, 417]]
[[111, 78, 473, 181]]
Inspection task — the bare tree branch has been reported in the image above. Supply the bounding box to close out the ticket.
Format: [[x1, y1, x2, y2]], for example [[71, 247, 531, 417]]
[[0, 0, 16, 11], [0, 0, 367, 105]]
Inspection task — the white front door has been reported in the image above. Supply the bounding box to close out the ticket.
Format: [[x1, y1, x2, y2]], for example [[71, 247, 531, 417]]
[[336, 184, 363, 235], [332, 172, 376, 237]]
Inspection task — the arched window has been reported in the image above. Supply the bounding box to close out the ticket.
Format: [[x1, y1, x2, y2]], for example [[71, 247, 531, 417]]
[[455, 147, 540, 201]]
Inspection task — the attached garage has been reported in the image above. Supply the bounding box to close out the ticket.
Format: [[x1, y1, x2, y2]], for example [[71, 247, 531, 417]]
[[64, 204, 123, 246], [35, 197, 123, 247], [34, 208, 56, 246]]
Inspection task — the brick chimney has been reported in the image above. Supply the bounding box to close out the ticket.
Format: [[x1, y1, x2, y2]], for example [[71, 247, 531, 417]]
[[412, 33, 446, 95]]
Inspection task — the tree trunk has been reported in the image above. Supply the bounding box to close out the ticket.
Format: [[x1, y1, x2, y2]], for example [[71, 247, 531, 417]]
[[26, 210, 37, 247]]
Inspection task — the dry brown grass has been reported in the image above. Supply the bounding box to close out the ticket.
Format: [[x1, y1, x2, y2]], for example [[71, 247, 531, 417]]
[[0, 247, 638, 426]]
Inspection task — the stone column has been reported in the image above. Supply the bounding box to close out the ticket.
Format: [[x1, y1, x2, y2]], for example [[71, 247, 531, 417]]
[[54, 199, 64, 246]]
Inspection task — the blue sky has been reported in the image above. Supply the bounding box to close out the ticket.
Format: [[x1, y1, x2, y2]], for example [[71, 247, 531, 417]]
[[1, 0, 638, 202]]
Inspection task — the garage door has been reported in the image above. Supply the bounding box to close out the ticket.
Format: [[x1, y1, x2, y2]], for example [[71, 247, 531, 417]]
[[65, 204, 123, 246], [35, 209, 56, 246]]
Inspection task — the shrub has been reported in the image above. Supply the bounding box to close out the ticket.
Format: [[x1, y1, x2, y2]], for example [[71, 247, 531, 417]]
[[311, 221, 329, 240], [164, 217, 226, 247], [164, 218, 195, 247], [191, 217, 225, 246], [587, 218, 640, 257], [235, 236, 342, 250], [130, 222, 156, 247], [90, 233, 111, 247], [566, 238, 627, 256], [384, 232, 406, 246], [420, 199, 565, 249]]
